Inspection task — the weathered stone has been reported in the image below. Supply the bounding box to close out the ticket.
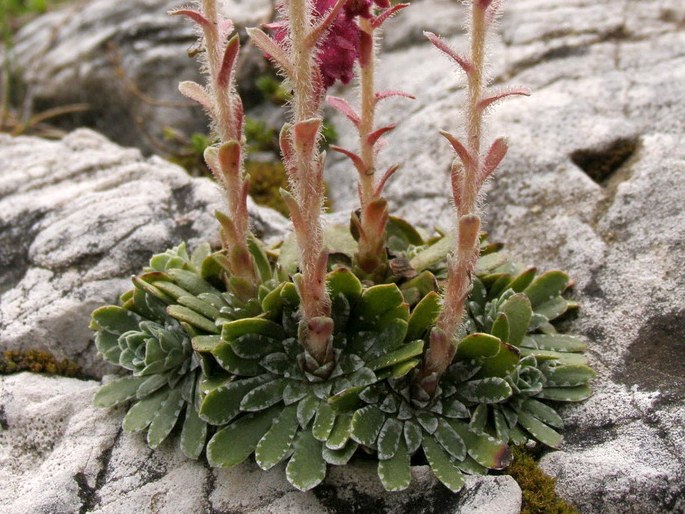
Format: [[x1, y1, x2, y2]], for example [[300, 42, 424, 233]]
[[0, 373, 521, 513], [8, 0, 272, 153], [0, 129, 288, 378], [325, 0, 685, 512]]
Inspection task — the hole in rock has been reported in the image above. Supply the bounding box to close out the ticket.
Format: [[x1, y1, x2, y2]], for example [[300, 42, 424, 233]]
[[618, 309, 685, 398], [571, 137, 638, 185]]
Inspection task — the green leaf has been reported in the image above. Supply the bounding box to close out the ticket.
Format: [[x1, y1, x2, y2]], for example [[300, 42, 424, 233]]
[[543, 364, 595, 387], [326, 413, 354, 450], [406, 291, 441, 341], [147, 388, 184, 449], [491, 313, 510, 343], [212, 343, 262, 376], [355, 284, 405, 326], [91, 306, 142, 334], [508, 267, 537, 292], [456, 333, 502, 360], [403, 420, 423, 454], [422, 436, 466, 493], [123, 389, 168, 432], [322, 440, 358, 465], [178, 294, 221, 320], [312, 402, 337, 441], [324, 223, 359, 259], [377, 417, 403, 460], [230, 334, 281, 359], [191, 335, 222, 353], [522, 399, 563, 429], [460, 377, 513, 403], [255, 404, 300, 470], [409, 232, 454, 272], [389, 359, 421, 378], [434, 419, 466, 461], [166, 305, 219, 334], [387, 216, 424, 246], [93, 376, 147, 408], [286, 430, 327, 491], [328, 386, 364, 413], [522, 334, 587, 353], [223, 318, 285, 341], [538, 384, 593, 402], [535, 296, 568, 320], [297, 395, 319, 428], [478, 342, 520, 378], [207, 407, 280, 467], [350, 405, 386, 447], [499, 293, 532, 346], [248, 234, 274, 283], [523, 270, 569, 308], [378, 437, 411, 491], [199, 375, 271, 425], [518, 347, 588, 366], [180, 403, 208, 459], [367, 340, 424, 371], [240, 378, 288, 411], [476, 252, 509, 275], [449, 420, 512, 470], [517, 410, 563, 448], [326, 267, 363, 305], [165, 268, 220, 296]]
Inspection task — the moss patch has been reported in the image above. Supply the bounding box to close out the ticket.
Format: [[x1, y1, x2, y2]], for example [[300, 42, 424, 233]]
[[505, 446, 579, 514], [0, 349, 82, 378], [246, 160, 289, 216]]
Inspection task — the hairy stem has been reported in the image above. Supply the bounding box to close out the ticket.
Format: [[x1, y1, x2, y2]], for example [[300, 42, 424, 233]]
[[286, 0, 332, 359]]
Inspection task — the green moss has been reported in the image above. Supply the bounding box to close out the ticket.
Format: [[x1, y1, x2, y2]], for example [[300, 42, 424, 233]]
[[246, 160, 289, 216], [0, 349, 82, 378], [505, 446, 579, 514]]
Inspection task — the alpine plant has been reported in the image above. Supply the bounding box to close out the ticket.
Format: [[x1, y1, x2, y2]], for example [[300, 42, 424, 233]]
[[90, 0, 595, 494]]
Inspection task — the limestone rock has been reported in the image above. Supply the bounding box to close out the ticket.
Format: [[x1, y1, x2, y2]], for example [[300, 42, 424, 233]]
[[0, 373, 522, 513], [8, 0, 272, 153], [325, 0, 685, 512], [0, 129, 288, 378]]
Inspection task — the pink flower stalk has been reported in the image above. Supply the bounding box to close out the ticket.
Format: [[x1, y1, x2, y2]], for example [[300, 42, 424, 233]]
[[170, 1, 257, 298], [415, 0, 529, 397], [248, 0, 352, 371], [328, 3, 412, 277]]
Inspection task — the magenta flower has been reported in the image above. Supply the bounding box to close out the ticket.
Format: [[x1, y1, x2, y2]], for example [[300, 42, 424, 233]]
[[268, 0, 389, 89]]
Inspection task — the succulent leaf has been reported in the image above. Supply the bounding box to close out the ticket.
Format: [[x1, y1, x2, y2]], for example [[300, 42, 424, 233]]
[[378, 437, 411, 491], [286, 430, 327, 491], [256, 404, 300, 470], [422, 436, 466, 493], [93, 376, 147, 408], [180, 402, 208, 459], [351, 405, 386, 446], [147, 388, 184, 449], [207, 407, 280, 467]]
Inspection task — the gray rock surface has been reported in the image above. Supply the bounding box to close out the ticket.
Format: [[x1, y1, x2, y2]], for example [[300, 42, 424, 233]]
[[326, 0, 685, 512], [0, 373, 522, 513], [8, 0, 272, 153], [0, 129, 288, 378]]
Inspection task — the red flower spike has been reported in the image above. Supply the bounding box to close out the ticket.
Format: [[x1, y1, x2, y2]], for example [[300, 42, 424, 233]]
[[371, 3, 410, 30], [374, 90, 416, 103], [306, 0, 351, 48], [450, 161, 465, 208], [480, 138, 508, 184], [478, 88, 531, 112], [367, 125, 396, 147], [168, 9, 211, 28], [326, 96, 361, 127], [217, 35, 240, 88], [440, 130, 476, 170], [330, 145, 366, 176], [280, 188, 306, 233], [424, 31, 473, 75]]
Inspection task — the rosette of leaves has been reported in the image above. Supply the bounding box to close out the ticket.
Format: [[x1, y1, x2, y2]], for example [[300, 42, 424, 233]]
[[447, 265, 595, 449], [195, 267, 431, 491], [91, 240, 276, 456]]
